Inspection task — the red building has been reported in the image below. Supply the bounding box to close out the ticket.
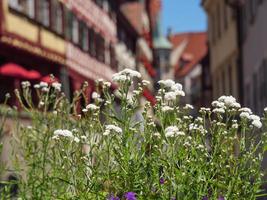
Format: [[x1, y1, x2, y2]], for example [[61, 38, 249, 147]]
[[0, 0, 157, 106]]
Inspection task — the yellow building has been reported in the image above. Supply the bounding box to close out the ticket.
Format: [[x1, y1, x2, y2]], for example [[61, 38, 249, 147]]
[[202, 0, 240, 101]]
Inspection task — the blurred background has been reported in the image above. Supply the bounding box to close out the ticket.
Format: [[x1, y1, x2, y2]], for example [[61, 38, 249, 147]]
[[0, 0, 265, 114]]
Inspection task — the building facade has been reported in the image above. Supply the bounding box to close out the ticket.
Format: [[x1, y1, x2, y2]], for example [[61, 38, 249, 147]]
[[0, 0, 158, 107], [169, 32, 208, 110], [241, 0, 267, 114], [202, 0, 240, 101]]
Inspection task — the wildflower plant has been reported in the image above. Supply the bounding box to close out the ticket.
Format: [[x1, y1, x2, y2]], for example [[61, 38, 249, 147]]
[[0, 69, 266, 199]]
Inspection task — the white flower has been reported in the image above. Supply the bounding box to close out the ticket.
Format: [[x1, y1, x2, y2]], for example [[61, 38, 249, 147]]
[[40, 81, 48, 88], [213, 108, 225, 114], [200, 107, 211, 113], [252, 120, 262, 129], [81, 135, 87, 140], [86, 104, 99, 110], [105, 124, 122, 134], [240, 112, 250, 119], [39, 101, 45, 106], [82, 108, 88, 113], [153, 132, 161, 138], [53, 129, 74, 138], [264, 107, 267, 112], [164, 91, 177, 101], [239, 107, 252, 114], [184, 104, 194, 110], [232, 102, 241, 108], [41, 87, 49, 92], [217, 95, 240, 109], [103, 130, 111, 136], [142, 80, 150, 86], [212, 101, 225, 108], [162, 106, 174, 112], [21, 81, 31, 88], [92, 92, 100, 99], [52, 82, 61, 91], [73, 137, 80, 143], [232, 123, 238, 129], [34, 84, 40, 89], [103, 81, 111, 88], [112, 69, 141, 82], [176, 131, 185, 136], [171, 83, 183, 91], [174, 90, 185, 96], [121, 68, 141, 78], [158, 79, 175, 88], [165, 126, 183, 138], [112, 74, 128, 82], [250, 114, 260, 121]]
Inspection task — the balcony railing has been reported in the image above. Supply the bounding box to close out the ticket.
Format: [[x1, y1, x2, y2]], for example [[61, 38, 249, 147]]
[[64, 0, 117, 43], [66, 43, 115, 82]]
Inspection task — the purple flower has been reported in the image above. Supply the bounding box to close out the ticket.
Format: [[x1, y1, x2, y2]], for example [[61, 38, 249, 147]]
[[159, 177, 165, 184], [124, 192, 137, 200], [218, 196, 225, 200], [171, 197, 176, 200], [202, 196, 208, 200], [107, 194, 120, 200]]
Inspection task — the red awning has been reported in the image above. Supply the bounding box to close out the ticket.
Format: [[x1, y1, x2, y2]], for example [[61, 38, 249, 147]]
[[0, 63, 41, 79], [143, 88, 156, 106], [41, 75, 59, 83]]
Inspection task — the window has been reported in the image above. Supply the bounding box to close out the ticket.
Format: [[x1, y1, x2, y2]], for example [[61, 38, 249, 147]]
[[95, 34, 105, 62], [65, 10, 73, 40], [9, 0, 35, 18], [89, 28, 96, 57], [110, 44, 117, 70], [72, 16, 79, 44], [79, 22, 89, 51], [52, 0, 63, 34], [37, 0, 50, 27]]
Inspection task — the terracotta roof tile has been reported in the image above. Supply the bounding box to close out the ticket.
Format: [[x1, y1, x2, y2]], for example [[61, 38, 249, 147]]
[[169, 32, 207, 78]]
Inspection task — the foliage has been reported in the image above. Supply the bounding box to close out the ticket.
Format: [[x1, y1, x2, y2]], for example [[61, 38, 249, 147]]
[[0, 70, 266, 199]]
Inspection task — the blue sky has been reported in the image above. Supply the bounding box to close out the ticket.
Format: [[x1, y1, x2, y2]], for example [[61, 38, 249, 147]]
[[162, 0, 207, 35]]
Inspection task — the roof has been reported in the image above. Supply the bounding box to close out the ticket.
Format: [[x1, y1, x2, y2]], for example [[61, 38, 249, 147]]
[[153, 35, 172, 49], [120, 2, 143, 35], [169, 32, 207, 78]]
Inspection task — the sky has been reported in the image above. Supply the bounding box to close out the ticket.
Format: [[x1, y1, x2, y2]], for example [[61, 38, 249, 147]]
[[162, 0, 207, 35]]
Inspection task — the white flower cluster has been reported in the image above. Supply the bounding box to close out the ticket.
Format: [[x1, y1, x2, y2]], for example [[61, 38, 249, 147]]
[[189, 123, 206, 134], [112, 68, 141, 83], [158, 79, 185, 102], [165, 126, 185, 138], [96, 79, 111, 88], [52, 129, 80, 143], [21, 81, 31, 88], [83, 104, 100, 113], [103, 124, 122, 136], [212, 95, 240, 114], [162, 105, 174, 112], [52, 82, 62, 91], [238, 107, 262, 128], [34, 81, 49, 92], [184, 104, 194, 110]]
